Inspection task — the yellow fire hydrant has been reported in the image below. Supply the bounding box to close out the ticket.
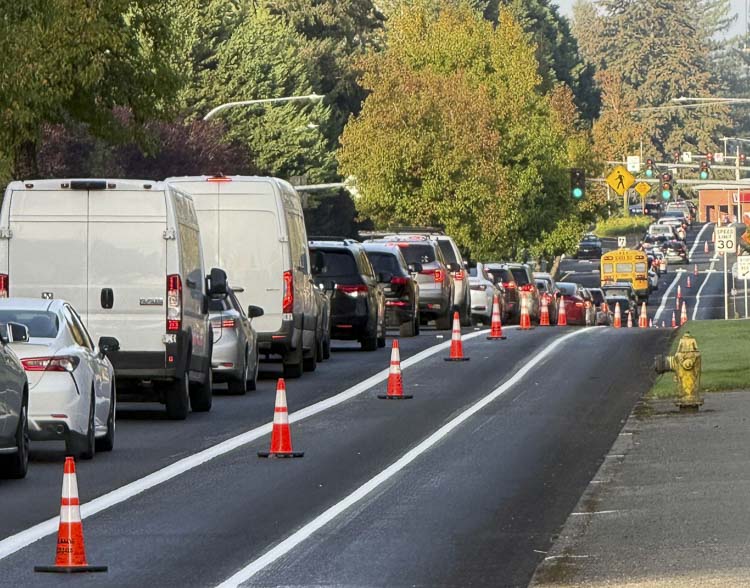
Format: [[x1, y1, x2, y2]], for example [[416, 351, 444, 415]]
[[654, 332, 703, 412]]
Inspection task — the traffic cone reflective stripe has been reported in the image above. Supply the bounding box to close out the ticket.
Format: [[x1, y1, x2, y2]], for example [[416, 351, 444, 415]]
[[539, 296, 550, 326], [672, 312, 677, 329], [35, 457, 107, 573], [258, 379, 304, 458], [519, 295, 532, 330], [639, 302, 648, 328], [379, 340, 412, 399], [557, 298, 567, 326], [487, 294, 506, 340], [704, 241, 709, 253], [613, 303, 622, 328], [627, 311, 633, 328], [677, 285, 682, 299], [445, 311, 469, 361], [694, 264, 699, 276], [687, 275, 692, 288], [681, 301, 688, 325]]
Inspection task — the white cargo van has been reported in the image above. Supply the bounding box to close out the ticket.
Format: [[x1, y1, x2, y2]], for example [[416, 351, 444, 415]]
[[166, 175, 321, 378], [0, 179, 216, 419]]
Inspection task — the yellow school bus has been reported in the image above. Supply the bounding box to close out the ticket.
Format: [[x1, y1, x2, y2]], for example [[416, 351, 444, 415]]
[[600, 249, 650, 300]]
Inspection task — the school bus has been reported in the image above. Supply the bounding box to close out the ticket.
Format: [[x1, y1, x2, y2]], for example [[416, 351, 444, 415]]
[[600, 249, 650, 301]]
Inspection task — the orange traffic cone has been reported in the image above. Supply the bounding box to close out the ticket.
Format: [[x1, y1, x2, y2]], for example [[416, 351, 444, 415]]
[[639, 302, 648, 328], [445, 311, 470, 361], [677, 285, 682, 299], [379, 340, 412, 399], [613, 302, 622, 328], [258, 379, 304, 458], [681, 301, 688, 325], [694, 264, 699, 276], [519, 295, 533, 330], [539, 296, 550, 326], [687, 275, 692, 288], [35, 457, 107, 573], [557, 297, 568, 326], [650, 318, 654, 328], [662, 320, 666, 328], [487, 294, 506, 340], [704, 241, 709, 254], [671, 312, 677, 329], [627, 311, 633, 328]]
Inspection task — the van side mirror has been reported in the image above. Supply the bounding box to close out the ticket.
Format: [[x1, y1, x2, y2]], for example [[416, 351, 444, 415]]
[[248, 305, 264, 319], [7, 322, 28, 343], [98, 336, 120, 358], [407, 262, 423, 273], [377, 272, 393, 283], [207, 267, 228, 298]]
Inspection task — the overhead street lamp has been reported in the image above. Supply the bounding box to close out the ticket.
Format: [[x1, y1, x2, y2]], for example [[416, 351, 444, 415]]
[[203, 93, 325, 121]]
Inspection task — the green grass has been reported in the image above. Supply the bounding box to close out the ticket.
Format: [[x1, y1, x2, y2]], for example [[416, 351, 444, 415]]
[[650, 320, 750, 399], [595, 215, 653, 238]]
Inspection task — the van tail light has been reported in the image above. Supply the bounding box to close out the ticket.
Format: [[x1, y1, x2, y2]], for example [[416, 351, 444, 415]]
[[335, 284, 369, 297], [167, 274, 182, 332], [0, 274, 7, 298], [453, 270, 465, 280], [390, 276, 409, 286], [22, 356, 79, 372], [419, 269, 445, 283], [282, 271, 293, 314], [502, 282, 516, 289]]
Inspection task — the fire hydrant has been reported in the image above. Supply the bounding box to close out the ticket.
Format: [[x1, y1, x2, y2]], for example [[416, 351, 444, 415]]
[[654, 332, 703, 412]]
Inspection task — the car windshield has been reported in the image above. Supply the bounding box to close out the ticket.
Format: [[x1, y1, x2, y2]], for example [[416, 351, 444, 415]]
[[557, 283, 577, 296], [603, 287, 631, 298], [581, 235, 599, 243], [313, 250, 358, 277], [589, 289, 605, 305], [0, 310, 59, 338], [486, 267, 513, 284], [395, 243, 436, 265], [509, 268, 530, 285], [437, 240, 458, 264], [209, 298, 231, 312], [536, 280, 549, 292], [367, 252, 401, 275]]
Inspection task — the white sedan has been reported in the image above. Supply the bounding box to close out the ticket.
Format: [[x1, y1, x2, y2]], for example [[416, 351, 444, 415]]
[[0, 299, 118, 459]]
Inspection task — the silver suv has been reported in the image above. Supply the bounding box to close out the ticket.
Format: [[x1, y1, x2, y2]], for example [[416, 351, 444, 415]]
[[430, 235, 471, 326]]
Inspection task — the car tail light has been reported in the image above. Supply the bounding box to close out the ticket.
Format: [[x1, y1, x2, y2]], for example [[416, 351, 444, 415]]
[[391, 276, 409, 285], [207, 176, 232, 183], [453, 270, 465, 280], [282, 271, 293, 313], [0, 274, 7, 298], [575, 302, 584, 307], [21, 356, 79, 372], [211, 318, 236, 330], [336, 284, 369, 297], [386, 301, 409, 307], [520, 284, 535, 292], [420, 268, 445, 283], [502, 282, 516, 289], [167, 274, 182, 332]]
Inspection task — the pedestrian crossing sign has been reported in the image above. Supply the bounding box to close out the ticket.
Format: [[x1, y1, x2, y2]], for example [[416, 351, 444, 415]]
[[606, 165, 635, 196]]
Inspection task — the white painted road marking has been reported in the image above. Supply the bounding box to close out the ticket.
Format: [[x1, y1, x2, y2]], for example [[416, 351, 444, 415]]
[[216, 328, 593, 588], [0, 328, 495, 561]]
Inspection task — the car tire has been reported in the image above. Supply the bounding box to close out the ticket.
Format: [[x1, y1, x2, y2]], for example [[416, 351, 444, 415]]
[[67, 394, 95, 460], [190, 356, 213, 412], [434, 311, 452, 330], [247, 348, 259, 391], [361, 325, 378, 351], [165, 368, 190, 420], [96, 384, 115, 453], [283, 343, 304, 378], [399, 319, 417, 337], [227, 354, 248, 395], [1, 403, 29, 479]]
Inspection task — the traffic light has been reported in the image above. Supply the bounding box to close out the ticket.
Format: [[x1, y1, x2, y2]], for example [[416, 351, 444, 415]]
[[699, 160, 710, 180], [706, 152, 714, 163], [570, 168, 585, 199], [673, 151, 680, 163], [741, 153, 746, 166], [661, 172, 672, 201], [645, 158, 655, 178]]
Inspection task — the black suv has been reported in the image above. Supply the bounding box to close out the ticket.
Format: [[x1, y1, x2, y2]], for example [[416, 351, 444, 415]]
[[309, 238, 387, 351], [363, 242, 421, 337]]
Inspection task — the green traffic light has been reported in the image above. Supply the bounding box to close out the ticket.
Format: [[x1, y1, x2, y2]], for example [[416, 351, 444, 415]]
[[662, 189, 671, 201], [700, 171, 709, 180], [572, 187, 583, 199], [645, 169, 653, 178]]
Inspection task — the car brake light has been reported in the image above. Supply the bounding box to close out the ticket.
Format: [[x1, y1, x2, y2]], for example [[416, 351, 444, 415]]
[[21, 356, 79, 372], [391, 276, 409, 285], [575, 302, 584, 307], [420, 269, 445, 283], [453, 270, 464, 280], [0, 274, 7, 298], [336, 284, 369, 297], [212, 318, 236, 329], [520, 284, 534, 292], [167, 274, 182, 332], [282, 271, 293, 314], [502, 282, 516, 289], [207, 176, 232, 182]]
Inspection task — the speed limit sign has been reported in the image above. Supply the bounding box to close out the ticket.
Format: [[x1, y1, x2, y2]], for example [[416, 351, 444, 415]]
[[716, 227, 736, 253]]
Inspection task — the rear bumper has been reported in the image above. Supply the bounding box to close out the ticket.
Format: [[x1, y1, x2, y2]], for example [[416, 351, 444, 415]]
[[384, 300, 415, 326], [331, 314, 369, 339], [110, 351, 177, 379], [258, 317, 298, 355]]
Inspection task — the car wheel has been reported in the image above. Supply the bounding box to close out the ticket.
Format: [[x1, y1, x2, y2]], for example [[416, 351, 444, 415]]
[[1, 403, 29, 479], [96, 383, 116, 452], [67, 394, 95, 460], [190, 356, 213, 412], [165, 368, 190, 420], [399, 319, 417, 337], [361, 324, 378, 351], [227, 353, 248, 395], [283, 343, 304, 378], [247, 348, 259, 391], [435, 311, 452, 330]]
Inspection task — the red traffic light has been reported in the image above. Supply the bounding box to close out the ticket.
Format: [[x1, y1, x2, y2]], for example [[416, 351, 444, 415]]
[[741, 153, 747, 164], [706, 152, 714, 162], [673, 151, 680, 162], [661, 172, 673, 182]]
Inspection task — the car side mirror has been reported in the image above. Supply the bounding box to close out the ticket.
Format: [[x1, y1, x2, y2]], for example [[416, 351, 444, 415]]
[[377, 272, 393, 283], [6, 322, 28, 343], [407, 262, 423, 273], [248, 305, 264, 319], [207, 267, 228, 298], [98, 336, 120, 357]]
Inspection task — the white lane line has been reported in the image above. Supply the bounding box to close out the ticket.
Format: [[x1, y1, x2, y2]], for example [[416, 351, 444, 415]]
[[654, 223, 713, 323], [692, 263, 718, 320], [0, 329, 493, 561], [216, 328, 592, 588]]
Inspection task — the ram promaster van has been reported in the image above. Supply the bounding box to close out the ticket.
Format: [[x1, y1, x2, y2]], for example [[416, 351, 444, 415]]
[[0, 179, 216, 420], [166, 175, 322, 378]]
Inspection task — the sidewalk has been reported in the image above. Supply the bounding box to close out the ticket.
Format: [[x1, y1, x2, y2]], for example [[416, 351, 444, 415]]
[[531, 391, 750, 587]]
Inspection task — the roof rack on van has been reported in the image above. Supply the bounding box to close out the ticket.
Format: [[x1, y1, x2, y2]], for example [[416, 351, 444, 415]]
[[308, 236, 360, 244]]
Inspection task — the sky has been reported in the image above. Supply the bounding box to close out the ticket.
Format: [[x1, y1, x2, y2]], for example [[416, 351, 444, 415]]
[[554, 0, 748, 38]]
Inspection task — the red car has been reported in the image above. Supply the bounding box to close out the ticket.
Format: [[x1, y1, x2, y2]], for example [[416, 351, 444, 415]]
[[555, 282, 595, 326]]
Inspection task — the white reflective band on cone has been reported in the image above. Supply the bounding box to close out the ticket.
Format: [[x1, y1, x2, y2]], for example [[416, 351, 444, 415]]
[[273, 411, 289, 426], [59, 505, 82, 524], [62, 474, 79, 501]]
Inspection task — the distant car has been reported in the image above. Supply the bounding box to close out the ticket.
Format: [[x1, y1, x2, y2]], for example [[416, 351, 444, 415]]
[[505, 263, 541, 322], [576, 234, 603, 259], [0, 299, 117, 460], [589, 288, 612, 326], [484, 264, 520, 322], [468, 264, 505, 325], [556, 282, 595, 326], [602, 282, 638, 317], [0, 322, 29, 479], [208, 276, 263, 394], [533, 274, 558, 324], [648, 224, 676, 239], [648, 267, 659, 292], [363, 242, 420, 337], [651, 249, 667, 275], [309, 238, 387, 351], [663, 240, 688, 264]]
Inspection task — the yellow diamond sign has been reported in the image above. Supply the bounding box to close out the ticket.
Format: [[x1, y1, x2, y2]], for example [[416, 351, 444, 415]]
[[635, 182, 651, 198], [606, 165, 635, 196]]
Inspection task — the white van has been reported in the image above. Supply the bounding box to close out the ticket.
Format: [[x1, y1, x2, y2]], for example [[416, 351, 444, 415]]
[[166, 175, 321, 378], [647, 224, 675, 238], [0, 179, 215, 420]]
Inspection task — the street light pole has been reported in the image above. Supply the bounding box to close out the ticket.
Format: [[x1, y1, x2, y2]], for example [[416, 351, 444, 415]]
[[203, 93, 324, 121]]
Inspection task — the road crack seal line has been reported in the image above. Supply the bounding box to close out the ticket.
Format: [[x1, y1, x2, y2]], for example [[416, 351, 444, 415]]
[[216, 328, 594, 588], [0, 328, 506, 561]]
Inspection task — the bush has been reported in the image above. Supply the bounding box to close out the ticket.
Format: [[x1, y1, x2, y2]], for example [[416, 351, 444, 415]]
[[595, 215, 652, 238]]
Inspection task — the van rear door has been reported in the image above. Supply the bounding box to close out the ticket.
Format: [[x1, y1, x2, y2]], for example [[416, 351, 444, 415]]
[[87, 188, 168, 352], [6, 187, 88, 310]]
